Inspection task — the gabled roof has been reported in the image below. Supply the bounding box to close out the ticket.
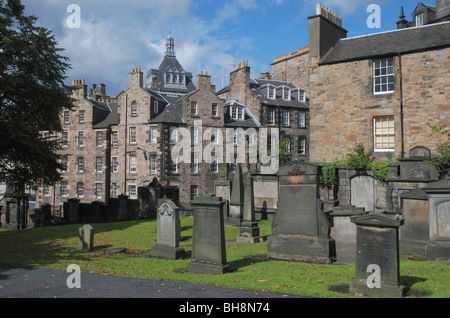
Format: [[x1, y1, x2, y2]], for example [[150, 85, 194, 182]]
[[252, 79, 309, 109], [320, 21, 450, 65], [91, 101, 119, 128], [150, 101, 185, 124], [222, 97, 261, 128]]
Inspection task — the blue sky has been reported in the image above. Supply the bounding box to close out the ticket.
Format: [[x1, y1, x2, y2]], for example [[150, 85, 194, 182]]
[[21, 0, 434, 96]]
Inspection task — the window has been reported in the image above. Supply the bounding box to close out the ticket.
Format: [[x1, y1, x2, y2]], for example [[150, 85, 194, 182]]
[[96, 157, 103, 173], [211, 128, 218, 144], [231, 106, 244, 120], [191, 127, 199, 145], [112, 157, 118, 173], [268, 135, 276, 152], [299, 89, 306, 102], [298, 111, 306, 127], [212, 103, 218, 117], [61, 132, 69, 147], [61, 156, 68, 172], [96, 131, 104, 147], [268, 109, 275, 125], [129, 127, 136, 144], [78, 131, 84, 147], [190, 185, 198, 200], [131, 101, 138, 116], [77, 182, 84, 198], [63, 111, 70, 124], [129, 155, 136, 173], [283, 110, 290, 126], [60, 181, 68, 197], [190, 153, 198, 174], [79, 110, 85, 123], [373, 58, 394, 94], [211, 160, 218, 173], [374, 116, 395, 152], [95, 183, 102, 199], [283, 87, 291, 101], [111, 183, 118, 199], [112, 132, 118, 148], [170, 158, 178, 174], [298, 137, 306, 155], [170, 126, 178, 143], [77, 157, 84, 173], [154, 101, 159, 114], [150, 156, 157, 173], [268, 86, 275, 99], [43, 184, 50, 196], [150, 126, 157, 143], [129, 185, 137, 199], [191, 101, 197, 115], [415, 13, 424, 26]]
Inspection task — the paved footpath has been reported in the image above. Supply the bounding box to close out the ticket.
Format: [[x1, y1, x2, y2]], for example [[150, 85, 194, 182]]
[[0, 264, 305, 299]]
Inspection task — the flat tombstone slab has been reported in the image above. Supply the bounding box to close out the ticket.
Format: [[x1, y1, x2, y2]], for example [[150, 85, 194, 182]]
[[188, 195, 230, 274], [349, 213, 406, 298], [78, 224, 94, 251], [151, 198, 185, 260]]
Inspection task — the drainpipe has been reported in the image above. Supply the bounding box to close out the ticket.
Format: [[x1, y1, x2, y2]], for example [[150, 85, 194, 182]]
[[398, 54, 405, 158], [124, 94, 128, 195]]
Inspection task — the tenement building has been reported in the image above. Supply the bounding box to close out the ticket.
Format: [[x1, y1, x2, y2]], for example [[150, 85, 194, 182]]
[[272, 1, 450, 163], [37, 34, 261, 213]]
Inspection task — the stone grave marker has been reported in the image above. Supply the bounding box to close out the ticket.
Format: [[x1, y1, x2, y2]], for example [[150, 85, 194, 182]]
[[151, 197, 185, 260], [236, 173, 261, 243], [423, 180, 450, 263], [188, 195, 230, 274], [399, 188, 429, 257], [330, 204, 367, 264], [78, 224, 94, 251], [349, 212, 406, 298], [229, 164, 244, 227], [267, 161, 335, 263]]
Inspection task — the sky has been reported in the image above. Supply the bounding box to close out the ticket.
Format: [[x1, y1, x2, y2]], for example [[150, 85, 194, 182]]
[[20, 0, 435, 97]]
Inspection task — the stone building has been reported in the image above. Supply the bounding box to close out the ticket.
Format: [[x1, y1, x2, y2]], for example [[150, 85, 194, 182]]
[[217, 60, 310, 162], [272, 1, 450, 163]]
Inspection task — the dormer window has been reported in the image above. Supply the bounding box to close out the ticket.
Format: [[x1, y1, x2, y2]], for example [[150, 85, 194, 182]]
[[230, 106, 244, 120], [268, 86, 275, 99], [299, 89, 306, 102], [283, 87, 291, 101], [415, 12, 424, 26]]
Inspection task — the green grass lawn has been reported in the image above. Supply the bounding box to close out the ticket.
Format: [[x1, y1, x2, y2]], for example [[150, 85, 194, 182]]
[[0, 218, 448, 298]]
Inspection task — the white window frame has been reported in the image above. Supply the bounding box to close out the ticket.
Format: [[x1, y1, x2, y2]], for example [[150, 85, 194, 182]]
[[129, 185, 137, 199], [190, 185, 198, 200], [191, 127, 199, 145], [212, 103, 218, 117], [373, 116, 395, 152], [129, 127, 136, 144], [154, 101, 159, 114], [61, 132, 69, 147], [43, 184, 50, 196], [77, 156, 84, 173], [415, 12, 424, 26], [298, 111, 306, 128], [373, 58, 394, 95], [96, 157, 103, 173], [299, 89, 306, 102], [283, 87, 291, 101], [96, 131, 103, 147], [190, 154, 198, 174], [95, 183, 102, 199], [77, 182, 84, 198], [170, 126, 178, 143], [283, 110, 290, 127], [78, 131, 84, 147], [150, 156, 157, 173], [129, 155, 137, 173], [191, 101, 197, 115], [112, 183, 118, 199], [79, 110, 85, 123], [61, 181, 68, 197], [112, 157, 118, 173], [112, 132, 118, 148], [150, 126, 157, 143], [268, 86, 275, 99], [131, 101, 138, 116], [268, 109, 275, 125], [298, 137, 306, 155], [61, 156, 68, 172], [63, 111, 70, 124], [170, 158, 178, 174]]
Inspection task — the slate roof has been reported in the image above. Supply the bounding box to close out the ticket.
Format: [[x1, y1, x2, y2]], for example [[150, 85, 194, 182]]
[[148, 56, 196, 94], [320, 21, 450, 65], [149, 101, 185, 124], [92, 101, 119, 128], [223, 97, 261, 128], [251, 79, 309, 110]]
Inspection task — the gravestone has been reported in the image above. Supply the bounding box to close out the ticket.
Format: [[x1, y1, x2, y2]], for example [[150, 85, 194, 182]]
[[78, 224, 94, 251], [399, 188, 429, 257], [349, 212, 406, 298], [236, 173, 261, 243], [351, 175, 376, 212], [214, 163, 231, 222], [423, 180, 450, 263], [138, 178, 162, 219], [388, 146, 439, 182], [188, 195, 230, 274], [330, 205, 367, 264], [267, 161, 335, 263], [151, 197, 185, 260], [229, 164, 244, 227], [118, 194, 128, 221]]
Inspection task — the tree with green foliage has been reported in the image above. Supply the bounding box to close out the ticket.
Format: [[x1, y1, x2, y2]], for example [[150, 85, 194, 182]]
[[426, 125, 450, 179], [0, 0, 72, 192]]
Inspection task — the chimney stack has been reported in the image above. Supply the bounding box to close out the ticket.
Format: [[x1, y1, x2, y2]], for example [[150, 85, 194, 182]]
[[308, 3, 347, 59], [129, 67, 143, 88]]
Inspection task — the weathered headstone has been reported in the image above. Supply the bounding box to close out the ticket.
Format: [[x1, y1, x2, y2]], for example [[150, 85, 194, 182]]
[[349, 212, 406, 298], [423, 180, 450, 263], [267, 161, 335, 263], [188, 195, 230, 274], [399, 188, 429, 257], [236, 173, 261, 243], [138, 178, 162, 219], [330, 204, 367, 264], [78, 224, 94, 251], [388, 146, 439, 182], [214, 163, 231, 222], [229, 164, 244, 227], [151, 197, 185, 260]]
